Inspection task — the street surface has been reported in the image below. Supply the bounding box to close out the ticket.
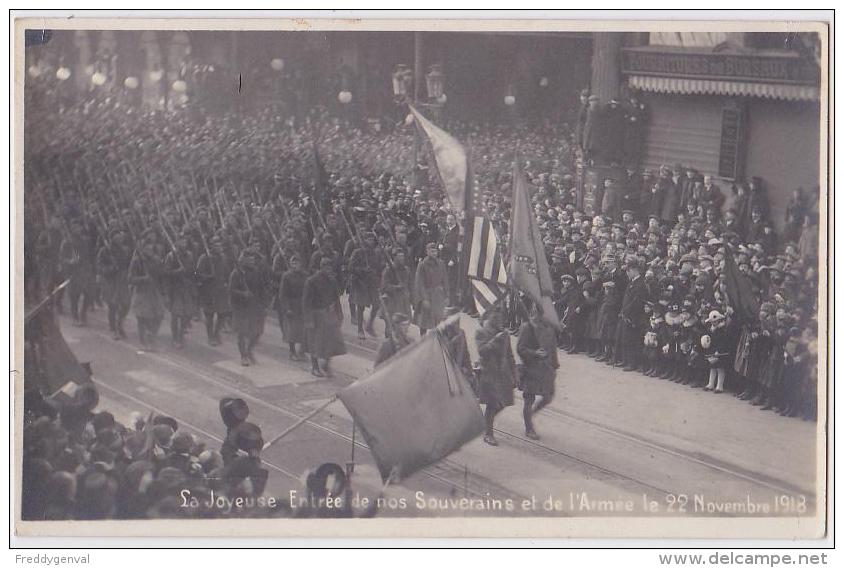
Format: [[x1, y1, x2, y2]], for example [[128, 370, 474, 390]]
[[57, 301, 818, 518]]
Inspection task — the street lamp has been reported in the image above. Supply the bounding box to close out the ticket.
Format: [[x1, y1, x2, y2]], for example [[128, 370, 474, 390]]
[[172, 79, 187, 93], [338, 90, 352, 104], [270, 57, 285, 72], [56, 66, 72, 81], [91, 71, 107, 86], [124, 76, 139, 89], [392, 63, 412, 99], [425, 63, 444, 100]]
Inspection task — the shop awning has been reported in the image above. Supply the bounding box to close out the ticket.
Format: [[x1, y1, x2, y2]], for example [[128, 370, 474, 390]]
[[628, 74, 819, 102]]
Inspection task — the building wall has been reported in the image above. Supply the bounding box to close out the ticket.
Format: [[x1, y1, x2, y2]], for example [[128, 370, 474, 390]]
[[744, 99, 821, 231], [640, 92, 725, 175], [639, 91, 821, 232]]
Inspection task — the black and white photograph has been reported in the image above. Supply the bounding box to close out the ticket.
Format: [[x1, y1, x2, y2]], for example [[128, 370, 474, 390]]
[[12, 14, 830, 539]]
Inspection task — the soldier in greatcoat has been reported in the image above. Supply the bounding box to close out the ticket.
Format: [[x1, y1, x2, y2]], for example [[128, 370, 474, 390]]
[[128, 242, 166, 350], [96, 230, 132, 340], [60, 221, 96, 327], [163, 236, 197, 349], [413, 241, 448, 336], [195, 236, 233, 346], [475, 307, 517, 447], [277, 254, 308, 361], [517, 305, 560, 440], [303, 257, 347, 377], [373, 312, 413, 368], [347, 232, 384, 338], [229, 249, 270, 366], [380, 248, 413, 328]]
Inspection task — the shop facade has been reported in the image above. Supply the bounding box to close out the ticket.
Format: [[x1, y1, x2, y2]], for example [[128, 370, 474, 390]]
[[619, 39, 822, 229]]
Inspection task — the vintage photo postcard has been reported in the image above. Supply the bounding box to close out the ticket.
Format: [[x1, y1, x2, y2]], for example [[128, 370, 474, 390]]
[[11, 13, 831, 539]]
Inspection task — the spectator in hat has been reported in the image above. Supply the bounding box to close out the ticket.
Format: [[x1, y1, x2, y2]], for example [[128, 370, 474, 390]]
[[595, 280, 620, 363], [614, 257, 647, 371], [555, 274, 580, 352]]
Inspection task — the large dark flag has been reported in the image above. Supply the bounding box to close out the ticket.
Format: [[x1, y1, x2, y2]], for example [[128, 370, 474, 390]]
[[508, 163, 560, 329], [337, 329, 484, 481], [409, 105, 467, 213], [25, 304, 92, 396], [723, 246, 760, 323]]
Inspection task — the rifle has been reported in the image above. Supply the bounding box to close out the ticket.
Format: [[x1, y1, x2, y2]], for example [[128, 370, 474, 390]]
[[377, 207, 400, 250], [25, 279, 71, 324], [336, 205, 360, 248]]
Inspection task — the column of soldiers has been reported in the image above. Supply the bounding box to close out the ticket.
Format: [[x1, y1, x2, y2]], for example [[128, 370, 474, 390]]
[[31, 181, 464, 380]]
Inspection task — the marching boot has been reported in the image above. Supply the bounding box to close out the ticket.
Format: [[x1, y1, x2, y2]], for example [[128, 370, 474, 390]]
[[310, 356, 324, 377], [289, 342, 301, 361], [238, 336, 250, 366], [365, 309, 377, 337]]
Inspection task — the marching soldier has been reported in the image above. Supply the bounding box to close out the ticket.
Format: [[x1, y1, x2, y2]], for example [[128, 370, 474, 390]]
[[303, 257, 347, 377], [517, 305, 560, 440], [277, 254, 308, 361], [95, 230, 132, 340], [60, 221, 96, 327], [128, 241, 166, 350], [163, 236, 198, 349], [380, 248, 412, 328], [347, 231, 384, 339], [413, 241, 448, 336], [229, 248, 270, 366], [195, 236, 233, 346], [476, 307, 517, 446], [373, 312, 413, 367]]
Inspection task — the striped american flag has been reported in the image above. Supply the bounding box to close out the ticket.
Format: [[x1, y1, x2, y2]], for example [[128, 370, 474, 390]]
[[462, 170, 508, 315]]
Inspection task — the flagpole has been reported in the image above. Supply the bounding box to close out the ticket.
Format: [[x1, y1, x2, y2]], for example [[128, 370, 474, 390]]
[[412, 31, 422, 190], [261, 396, 338, 452]]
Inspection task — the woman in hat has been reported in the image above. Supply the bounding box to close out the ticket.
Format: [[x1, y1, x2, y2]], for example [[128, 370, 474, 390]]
[[475, 307, 517, 446], [517, 304, 560, 440]]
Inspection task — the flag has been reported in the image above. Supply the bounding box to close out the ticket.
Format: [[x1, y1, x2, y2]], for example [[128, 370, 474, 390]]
[[337, 330, 484, 482], [461, 145, 508, 315], [409, 105, 467, 212], [723, 246, 760, 323], [25, 307, 92, 395], [508, 163, 560, 329], [466, 216, 508, 316]]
